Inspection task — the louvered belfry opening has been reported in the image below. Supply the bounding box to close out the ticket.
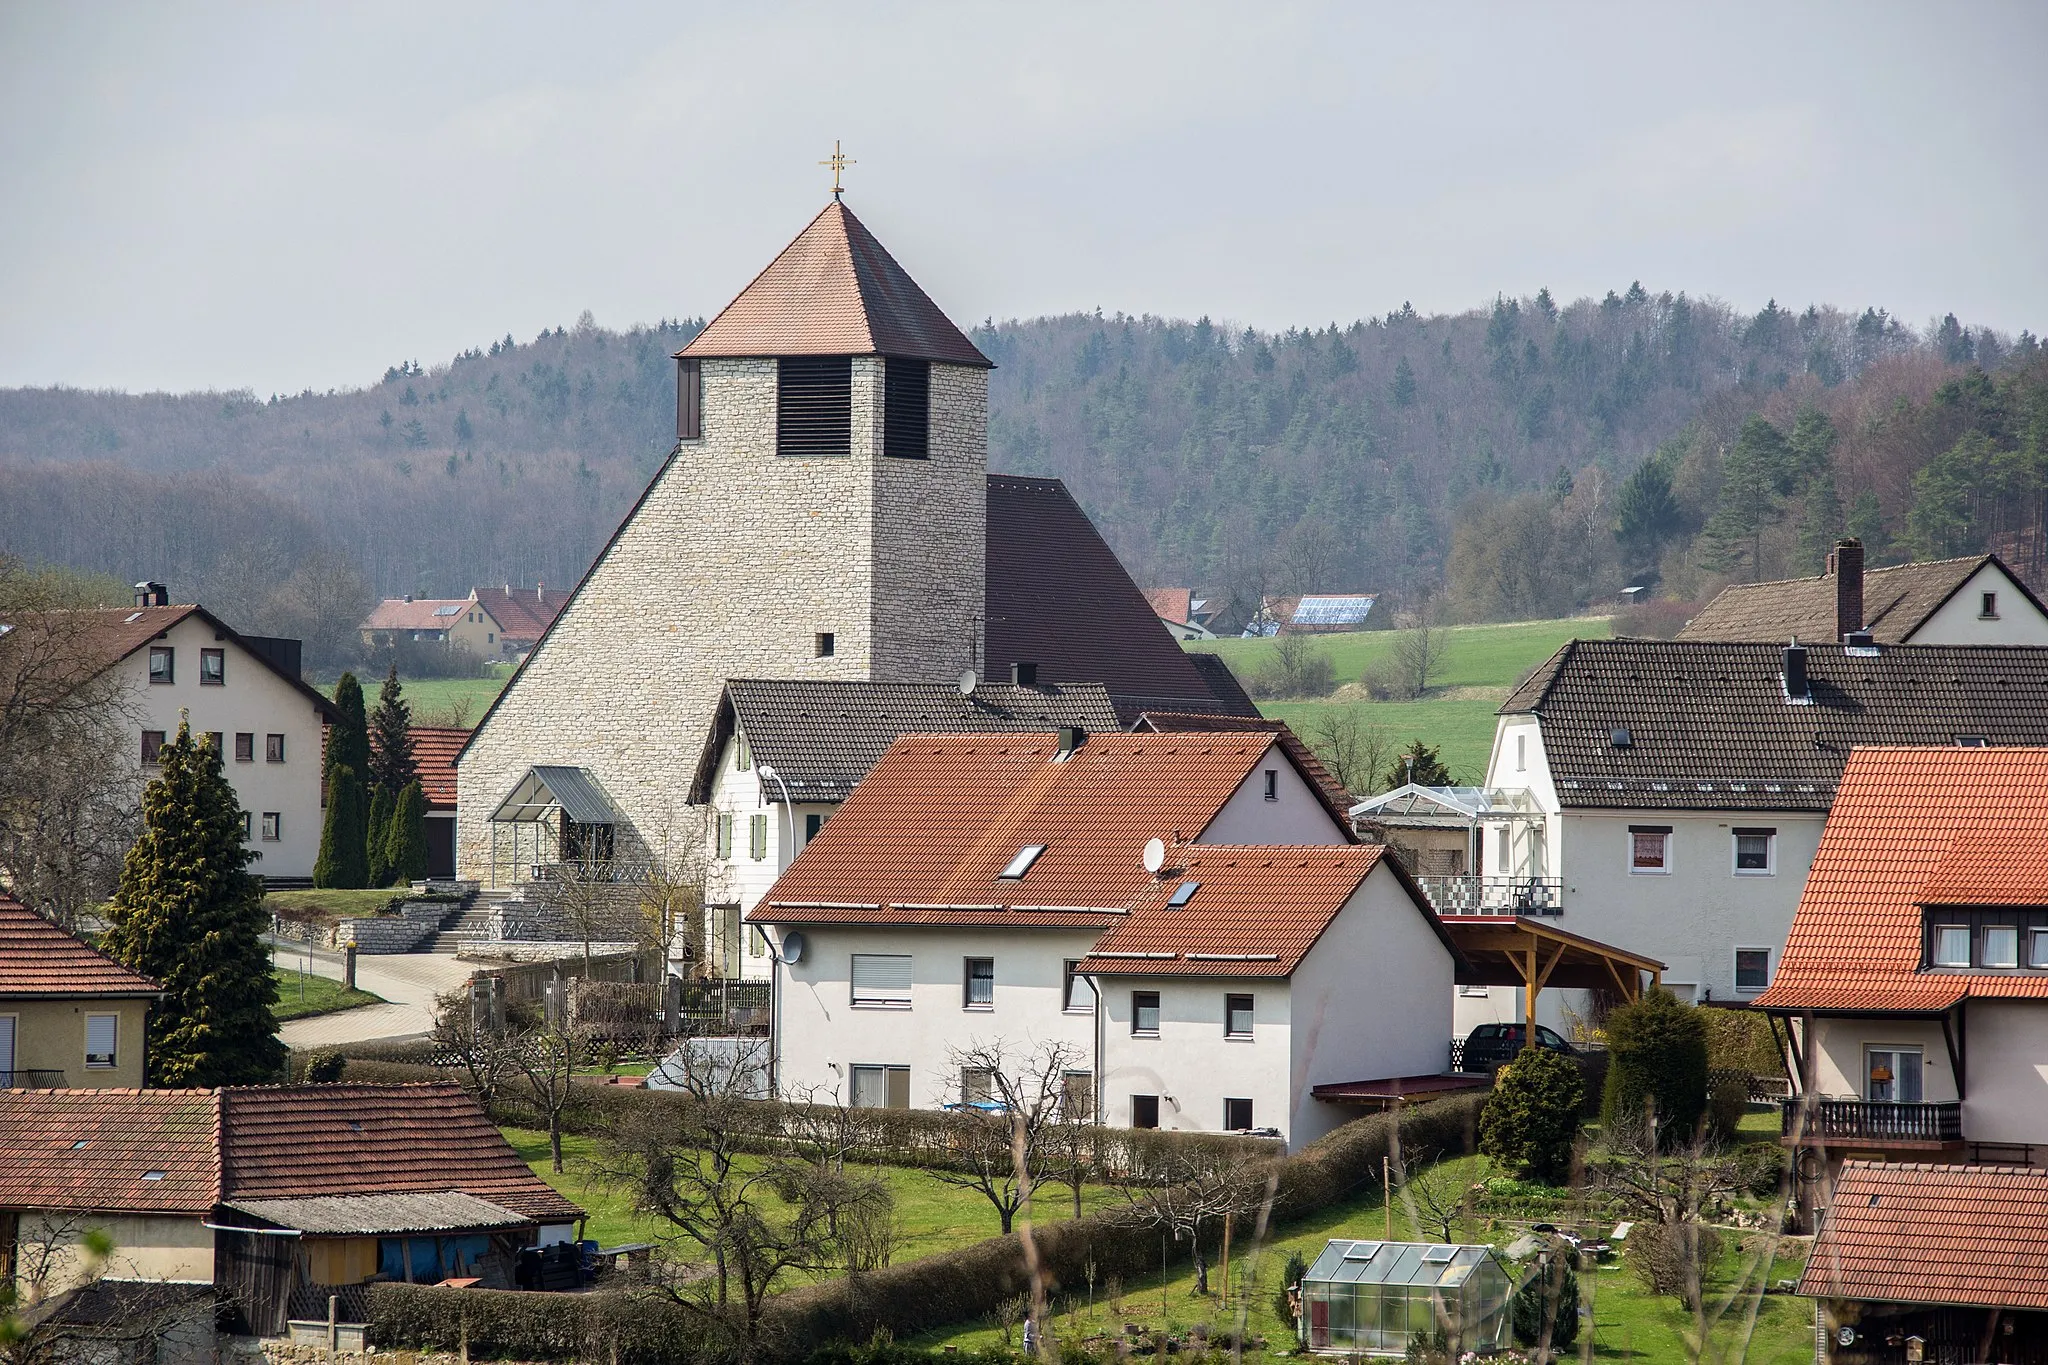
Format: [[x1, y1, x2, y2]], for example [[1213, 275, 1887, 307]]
[[883, 358, 930, 459], [776, 356, 853, 457]]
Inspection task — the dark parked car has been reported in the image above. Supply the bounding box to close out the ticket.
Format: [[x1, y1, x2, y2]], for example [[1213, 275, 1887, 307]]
[[1458, 1022, 1577, 1073]]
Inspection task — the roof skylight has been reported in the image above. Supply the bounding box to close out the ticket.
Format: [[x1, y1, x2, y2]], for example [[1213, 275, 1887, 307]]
[[142, 1170, 166, 1181], [1167, 881, 1200, 908], [1342, 1241, 1382, 1262], [1421, 1245, 1457, 1263], [432, 604, 465, 617], [998, 845, 1046, 879]]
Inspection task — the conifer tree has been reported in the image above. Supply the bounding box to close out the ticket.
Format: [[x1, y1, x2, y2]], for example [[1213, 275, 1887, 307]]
[[383, 781, 430, 886], [365, 784, 394, 887], [314, 764, 368, 889], [102, 724, 283, 1086], [367, 665, 417, 799], [319, 674, 370, 881]]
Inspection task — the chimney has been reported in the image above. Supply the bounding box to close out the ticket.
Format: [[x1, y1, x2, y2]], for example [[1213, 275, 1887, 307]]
[[1783, 638, 1809, 702], [1011, 661, 1038, 687], [403, 593, 414, 603], [537, 578, 544, 601], [1055, 725, 1086, 759], [131, 581, 168, 608], [1834, 538, 1864, 641]]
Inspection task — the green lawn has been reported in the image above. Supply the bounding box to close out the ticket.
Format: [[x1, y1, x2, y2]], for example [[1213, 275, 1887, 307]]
[[1187, 617, 1614, 784], [303, 665, 512, 729], [915, 1150, 1813, 1365], [264, 887, 403, 921], [270, 964, 383, 1020]]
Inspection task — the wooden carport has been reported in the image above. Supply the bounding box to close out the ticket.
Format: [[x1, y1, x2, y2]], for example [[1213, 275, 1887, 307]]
[[1443, 916, 1664, 1041]]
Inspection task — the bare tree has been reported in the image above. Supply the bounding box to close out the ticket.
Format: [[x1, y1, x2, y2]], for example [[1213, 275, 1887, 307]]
[[511, 1018, 587, 1175], [638, 803, 711, 971], [1, 1222, 213, 1365], [1394, 1149, 1472, 1243], [430, 981, 529, 1110], [1107, 1148, 1269, 1296], [932, 1039, 1088, 1234], [1391, 592, 1448, 697], [538, 860, 640, 978], [1301, 708, 1396, 798]]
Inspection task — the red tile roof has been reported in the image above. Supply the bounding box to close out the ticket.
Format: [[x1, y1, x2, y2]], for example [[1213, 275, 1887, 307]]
[[754, 730, 1344, 927], [469, 585, 570, 643], [677, 200, 991, 367], [409, 726, 469, 811], [220, 1083, 581, 1223], [360, 598, 474, 633], [1754, 746, 2048, 1013], [0, 1089, 221, 1214], [1143, 588, 1194, 625], [1134, 712, 1354, 813], [0, 895, 161, 998], [1799, 1161, 2048, 1309]]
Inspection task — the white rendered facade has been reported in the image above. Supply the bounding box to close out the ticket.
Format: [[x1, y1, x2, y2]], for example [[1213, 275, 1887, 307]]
[[1902, 561, 2048, 644], [1796, 1003, 2048, 1153]]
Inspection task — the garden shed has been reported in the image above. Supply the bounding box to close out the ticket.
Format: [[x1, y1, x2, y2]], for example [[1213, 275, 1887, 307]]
[[1298, 1239, 1513, 1356]]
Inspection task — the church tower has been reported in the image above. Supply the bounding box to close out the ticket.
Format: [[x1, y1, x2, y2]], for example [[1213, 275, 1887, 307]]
[[455, 200, 990, 880]]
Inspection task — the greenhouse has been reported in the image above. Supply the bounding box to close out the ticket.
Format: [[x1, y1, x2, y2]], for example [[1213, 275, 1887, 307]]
[[1297, 1239, 1514, 1356]]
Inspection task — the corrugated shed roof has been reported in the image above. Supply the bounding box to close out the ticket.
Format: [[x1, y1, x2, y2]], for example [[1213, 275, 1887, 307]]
[[220, 1083, 582, 1223], [409, 726, 470, 811], [0, 1089, 222, 1214], [752, 730, 1341, 925], [469, 585, 570, 643], [1500, 639, 2048, 810], [677, 201, 991, 367], [361, 598, 475, 633], [1799, 1161, 2048, 1309], [1679, 556, 2038, 644], [0, 895, 161, 997], [1754, 746, 2048, 1013], [221, 1190, 532, 1236], [987, 475, 1255, 722], [687, 679, 1121, 804]]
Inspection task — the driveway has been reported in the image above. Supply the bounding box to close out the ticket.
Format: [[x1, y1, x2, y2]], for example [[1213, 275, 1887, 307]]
[[274, 938, 475, 1051]]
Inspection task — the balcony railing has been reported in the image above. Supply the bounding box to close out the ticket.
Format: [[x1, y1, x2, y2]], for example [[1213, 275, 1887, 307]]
[[1419, 875, 1563, 917], [0, 1069, 67, 1088], [1779, 1097, 1963, 1144]]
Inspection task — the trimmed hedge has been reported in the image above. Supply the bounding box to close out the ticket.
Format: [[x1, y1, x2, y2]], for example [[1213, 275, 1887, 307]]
[[369, 1284, 728, 1364]]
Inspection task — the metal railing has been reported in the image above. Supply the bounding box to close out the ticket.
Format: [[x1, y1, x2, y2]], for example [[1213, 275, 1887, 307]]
[[0, 1069, 67, 1088], [1779, 1097, 1963, 1143], [526, 859, 656, 884], [1419, 875, 1564, 916], [675, 979, 772, 1037]]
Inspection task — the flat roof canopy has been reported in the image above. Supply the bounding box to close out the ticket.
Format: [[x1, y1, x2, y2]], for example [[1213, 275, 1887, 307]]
[[489, 765, 617, 825], [1348, 783, 1546, 827]]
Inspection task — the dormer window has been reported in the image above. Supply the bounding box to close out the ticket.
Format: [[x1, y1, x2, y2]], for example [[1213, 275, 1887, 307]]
[[1982, 925, 2020, 969], [999, 845, 1046, 879], [1932, 925, 1970, 967]]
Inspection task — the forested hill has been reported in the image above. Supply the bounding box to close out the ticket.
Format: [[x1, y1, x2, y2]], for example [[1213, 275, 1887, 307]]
[[1, 293, 2041, 666]]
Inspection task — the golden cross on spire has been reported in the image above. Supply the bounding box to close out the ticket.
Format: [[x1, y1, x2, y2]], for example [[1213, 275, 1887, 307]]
[[819, 140, 855, 198]]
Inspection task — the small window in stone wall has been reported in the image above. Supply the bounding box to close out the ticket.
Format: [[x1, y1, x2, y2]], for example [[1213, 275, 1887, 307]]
[[777, 357, 852, 457], [883, 358, 929, 458], [675, 357, 702, 442]]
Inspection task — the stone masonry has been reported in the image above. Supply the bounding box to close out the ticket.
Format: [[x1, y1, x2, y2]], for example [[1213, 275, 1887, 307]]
[[455, 356, 988, 883]]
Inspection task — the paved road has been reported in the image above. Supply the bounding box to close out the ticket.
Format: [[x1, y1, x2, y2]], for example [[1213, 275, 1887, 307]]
[[275, 941, 475, 1051]]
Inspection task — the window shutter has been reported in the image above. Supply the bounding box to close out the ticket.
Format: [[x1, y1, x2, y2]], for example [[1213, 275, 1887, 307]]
[[0, 1015, 15, 1077], [883, 358, 929, 458], [676, 358, 702, 442], [84, 1014, 117, 1067], [851, 953, 912, 1005], [750, 813, 767, 860], [776, 357, 853, 457], [716, 813, 733, 859]]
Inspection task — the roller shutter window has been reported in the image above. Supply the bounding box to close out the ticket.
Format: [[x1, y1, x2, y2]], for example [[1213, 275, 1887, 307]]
[[850, 953, 912, 1007], [777, 357, 852, 458], [85, 1013, 117, 1069], [0, 1015, 14, 1083], [883, 358, 929, 459]]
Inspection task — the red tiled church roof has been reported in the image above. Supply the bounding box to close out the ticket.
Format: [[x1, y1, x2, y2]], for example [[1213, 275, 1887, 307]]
[[1800, 1161, 2048, 1309], [0, 895, 161, 998], [1754, 746, 2048, 1013]]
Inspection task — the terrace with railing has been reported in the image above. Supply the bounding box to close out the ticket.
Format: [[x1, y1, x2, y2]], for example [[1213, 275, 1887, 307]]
[[1779, 1097, 1963, 1146], [1418, 875, 1564, 917]]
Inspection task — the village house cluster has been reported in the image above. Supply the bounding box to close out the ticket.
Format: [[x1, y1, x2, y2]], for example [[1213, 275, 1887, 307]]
[[5, 194, 2048, 1359]]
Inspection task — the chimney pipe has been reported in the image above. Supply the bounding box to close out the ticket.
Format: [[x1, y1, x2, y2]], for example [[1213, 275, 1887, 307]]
[[1783, 638, 1809, 702], [132, 581, 168, 608], [1011, 661, 1038, 687], [1834, 538, 1864, 641]]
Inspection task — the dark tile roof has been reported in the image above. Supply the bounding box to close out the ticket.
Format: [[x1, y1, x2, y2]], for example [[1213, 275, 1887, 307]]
[[0, 895, 161, 997], [1680, 555, 2039, 644], [220, 1083, 582, 1223], [752, 730, 1350, 927], [1184, 653, 1259, 716], [676, 200, 991, 367], [0, 1089, 221, 1215], [686, 679, 1121, 804], [1799, 1161, 2048, 1309], [986, 475, 1258, 722], [470, 585, 570, 643], [1754, 747, 2048, 1013], [1501, 639, 2048, 810]]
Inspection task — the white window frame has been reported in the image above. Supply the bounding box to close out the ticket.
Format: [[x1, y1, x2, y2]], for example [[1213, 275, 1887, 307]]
[[1628, 827, 1672, 875], [963, 956, 995, 1011], [849, 1063, 909, 1109], [2030, 927, 2048, 969], [1733, 947, 1771, 995], [1932, 924, 1971, 967], [1864, 1045, 1923, 1104], [1732, 828, 1776, 877], [1062, 960, 1096, 1014], [850, 953, 913, 1008], [1982, 924, 2020, 970], [1131, 990, 1161, 1037], [84, 1013, 117, 1070], [1224, 992, 1254, 1039], [148, 646, 174, 685]]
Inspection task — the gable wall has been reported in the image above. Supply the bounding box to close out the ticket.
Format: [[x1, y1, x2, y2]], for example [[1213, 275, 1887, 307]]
[[1200, 750, 1348, 843], [1909, 563, 2048, 644]]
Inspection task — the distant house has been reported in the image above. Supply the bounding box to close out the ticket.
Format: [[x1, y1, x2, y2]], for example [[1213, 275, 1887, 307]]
[[359, 596, 505, 656], [685, 679, 1123, 979], [0, 583, 339, 881], [1679, 538, 2048, 646], [1469, 637, 2048, 1017], [1799, 1161, 2048, 1362], [1142, 587, 1213, 640], [0, 1083, 583, 1335], [467, 584, 571, 658], [747, 729, 1446, 1147], [409, 726, 470, 879], [1758, 747, 2048, 1223], [0, 894, 160, 1089]]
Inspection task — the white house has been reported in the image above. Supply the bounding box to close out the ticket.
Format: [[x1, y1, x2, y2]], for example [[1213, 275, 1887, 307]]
[[1757, 746, 2048, 1224], [1446, 635, 2048, 1026], [685, 677, 1121, 979], [750, 728, 1458, 1147], [1680, 538, 2048, 647], [2, 585, 337, 882]]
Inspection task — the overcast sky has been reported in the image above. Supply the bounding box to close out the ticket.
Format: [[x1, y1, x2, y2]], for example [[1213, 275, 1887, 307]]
[[2, 2, 2043, 396]]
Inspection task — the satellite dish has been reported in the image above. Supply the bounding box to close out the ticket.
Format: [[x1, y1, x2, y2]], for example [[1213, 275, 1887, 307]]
[[780, 931, 808, 965], [1142, 838, 1167, 874], [958, 669, 978, 695]]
